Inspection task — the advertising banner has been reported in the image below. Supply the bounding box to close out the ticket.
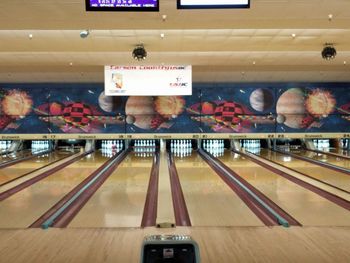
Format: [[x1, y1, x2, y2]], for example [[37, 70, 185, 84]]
[[104, 65, 192, 96]]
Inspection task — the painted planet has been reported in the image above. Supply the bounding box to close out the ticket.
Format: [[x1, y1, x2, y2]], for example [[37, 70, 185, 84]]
[[249, 88, 274, 112], [98, 91, 122, 113], [125, 96, 156, 130], [276, 88, 306, 129]]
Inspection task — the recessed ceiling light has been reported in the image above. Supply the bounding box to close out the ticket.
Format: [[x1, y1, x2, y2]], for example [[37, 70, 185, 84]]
[[291, 33, 296, 38], [28, 34, 33, 39], [160, 33, 165, 39]]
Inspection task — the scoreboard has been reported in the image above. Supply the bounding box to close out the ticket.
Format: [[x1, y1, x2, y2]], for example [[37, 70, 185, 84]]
[[86, 0, 159, 11]]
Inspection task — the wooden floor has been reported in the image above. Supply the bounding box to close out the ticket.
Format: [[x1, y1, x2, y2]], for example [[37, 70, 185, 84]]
[[1, 227, 350, 262], [1, 149, 350, 262]]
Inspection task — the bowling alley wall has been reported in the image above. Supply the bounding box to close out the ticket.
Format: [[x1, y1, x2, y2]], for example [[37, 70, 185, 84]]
[[0, 83, 349, 136]]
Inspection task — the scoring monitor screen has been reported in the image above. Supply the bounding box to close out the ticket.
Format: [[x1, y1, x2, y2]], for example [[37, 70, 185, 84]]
[[177, 0, 250, 9], [86, 0, 159, 11]]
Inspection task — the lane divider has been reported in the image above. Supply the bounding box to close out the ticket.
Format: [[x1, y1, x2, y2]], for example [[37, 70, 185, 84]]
[[274, 149, 350, 176], [199, 149, 300, 227], [0, 149, 53, 169], [0, 151, 77, 188], [237, 150, 350, 211], [167, 150, 191, 227], [0, 150, 93, 201], [32, 149, 130, 229], [141, 151, 160, 227]]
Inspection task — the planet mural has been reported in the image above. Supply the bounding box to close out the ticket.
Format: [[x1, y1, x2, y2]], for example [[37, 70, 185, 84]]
[[305, 88, 336, 117], [98, 91, 122, 113], [249, 88, 274, 112], [276, 88, 306, 129], [125, 96, 185, 130], [125, 96, 157, 130], [154, 96, 185, 119]]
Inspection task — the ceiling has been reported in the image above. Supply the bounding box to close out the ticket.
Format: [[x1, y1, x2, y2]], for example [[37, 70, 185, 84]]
[[0, 0, 349, 83]]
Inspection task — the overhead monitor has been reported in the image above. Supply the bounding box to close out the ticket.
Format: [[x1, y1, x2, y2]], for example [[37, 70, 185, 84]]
[[86, 0, 159, 12], [177, 0, 250, 9]]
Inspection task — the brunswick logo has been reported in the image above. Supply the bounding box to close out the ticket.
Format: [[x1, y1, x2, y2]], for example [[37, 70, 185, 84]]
[[170, 77, 188, 87]]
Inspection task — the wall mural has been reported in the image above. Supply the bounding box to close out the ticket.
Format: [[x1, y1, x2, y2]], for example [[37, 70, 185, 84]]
[[0, 83, 349, 134]]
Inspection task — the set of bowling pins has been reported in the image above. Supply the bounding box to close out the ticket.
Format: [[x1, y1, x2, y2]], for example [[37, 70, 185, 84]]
[[314, 139, 330, 149], [242, 140, 261, 154], [241, 140, 260, 149], [0, 141, 11, 151], [203, 140, 225, 157], [171, 140, 192, 158], [31, 140, 50, 152], [134, 140, 156, 153], [101, 140, 123, 157], [341, 139, 349, 149]]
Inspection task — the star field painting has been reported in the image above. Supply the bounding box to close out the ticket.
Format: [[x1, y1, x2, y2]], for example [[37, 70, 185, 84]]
[[0, 83, 349, 134]]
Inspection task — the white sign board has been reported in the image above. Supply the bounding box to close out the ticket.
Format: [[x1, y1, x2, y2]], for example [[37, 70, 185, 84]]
[[105, 65, 192, 96], [178, 0, 249, 7]]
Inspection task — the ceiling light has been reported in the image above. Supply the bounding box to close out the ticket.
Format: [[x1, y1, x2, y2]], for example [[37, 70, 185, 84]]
[[328, 14, 333, 21], [132, 44, 147, 61], [162, 14, 167, 21], [344, 61, 347, 65], [28, 34, 33, 39], [69, 62, 73, 66], [160, 33, 165, 39], [291, 33, 296, 38], [321, 43, 336, 60], [252, 61, 256, 65]]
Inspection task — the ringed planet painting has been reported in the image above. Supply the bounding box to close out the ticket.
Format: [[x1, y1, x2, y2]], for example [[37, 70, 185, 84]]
[[0, 83, 349, 134]]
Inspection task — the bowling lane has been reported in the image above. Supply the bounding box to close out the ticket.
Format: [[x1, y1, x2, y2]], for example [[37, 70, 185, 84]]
[[68, 153, 153, 228], [0, 152, 108, 228], [257, 149, 350, 192], [291, 149, 350, 169], [328, 148, 350, 157], [174, 153, 264, 227], [0, 150, 73, 185], [0, 149, 32, 164], [218, 151, 350, 226]]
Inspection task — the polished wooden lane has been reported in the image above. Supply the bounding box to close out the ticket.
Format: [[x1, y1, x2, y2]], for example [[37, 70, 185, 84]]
[[174, 152, 264, 227], [329, 148, 350, 157], [68, 153, 153, 228], [157, 151, 175, 225], [0, 149, 32, 164], [0, 152, 108, 228], [259, 149, 350, 192], [2, 227, 350, 263], [0, 151, 71, 185], [219, 151, 350, 226], [292, 149, 350, 169]]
